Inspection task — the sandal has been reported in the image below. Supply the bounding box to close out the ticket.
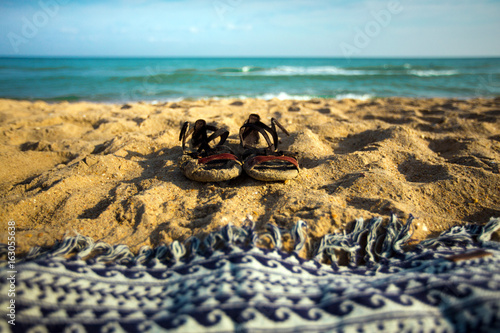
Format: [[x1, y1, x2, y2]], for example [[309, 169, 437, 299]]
[[239, 114, 299, 181], [178, 119, 242, 182]]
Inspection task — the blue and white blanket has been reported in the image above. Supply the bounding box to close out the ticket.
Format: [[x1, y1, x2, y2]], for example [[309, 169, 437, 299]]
[[1, 216, 500, 332]]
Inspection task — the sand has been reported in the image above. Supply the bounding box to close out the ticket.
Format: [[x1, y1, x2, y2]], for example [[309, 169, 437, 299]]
[[1, 97, 499, 256]]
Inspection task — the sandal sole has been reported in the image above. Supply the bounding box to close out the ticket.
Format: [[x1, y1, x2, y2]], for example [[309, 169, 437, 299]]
[[179, 154, 242, 182], [243, 155, 299, 181]]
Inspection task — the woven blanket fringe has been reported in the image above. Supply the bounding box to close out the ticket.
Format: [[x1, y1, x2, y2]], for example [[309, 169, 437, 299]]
[[2, 215, 499, 268]]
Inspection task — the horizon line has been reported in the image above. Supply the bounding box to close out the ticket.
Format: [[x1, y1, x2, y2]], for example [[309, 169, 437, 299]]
[[1, 55, 500, 60]]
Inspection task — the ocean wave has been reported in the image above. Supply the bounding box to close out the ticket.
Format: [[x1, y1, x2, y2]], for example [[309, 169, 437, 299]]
[[253, 92, 317, 100], [210, 92, 374, 101], [346, 64, 455, 71], [334, 93, 373, 100], [244, 66, 363, 76], [214, 66, 266, 73], [407, 69, 459, 77], [107, 65, 462, 82], [222, 66, 460, 77]]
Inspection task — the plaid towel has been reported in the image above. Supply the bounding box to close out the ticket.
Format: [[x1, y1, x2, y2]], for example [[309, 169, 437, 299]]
[[1, 216, 500, 332]]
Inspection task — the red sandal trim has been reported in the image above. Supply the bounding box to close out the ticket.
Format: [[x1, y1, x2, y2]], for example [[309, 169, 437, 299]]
[[198, 153, 240, 164], [248, 155, 299, 169]]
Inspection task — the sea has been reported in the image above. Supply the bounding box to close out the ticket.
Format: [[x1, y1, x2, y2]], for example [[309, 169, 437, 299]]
[[0, 57, 499, 102]]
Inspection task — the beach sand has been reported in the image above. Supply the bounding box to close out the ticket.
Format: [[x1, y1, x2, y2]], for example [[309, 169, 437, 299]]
[[1, 97, 499, 256]]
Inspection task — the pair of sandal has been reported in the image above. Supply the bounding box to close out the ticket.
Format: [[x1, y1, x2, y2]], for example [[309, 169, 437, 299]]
[[178, 114, 299, 182]]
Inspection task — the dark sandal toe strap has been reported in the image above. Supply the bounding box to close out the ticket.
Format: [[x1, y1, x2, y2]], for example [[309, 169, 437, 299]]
[[247, 155, 299, 169]]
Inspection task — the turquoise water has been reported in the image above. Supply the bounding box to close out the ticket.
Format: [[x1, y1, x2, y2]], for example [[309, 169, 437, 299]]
[[0, 57, 499, 102]]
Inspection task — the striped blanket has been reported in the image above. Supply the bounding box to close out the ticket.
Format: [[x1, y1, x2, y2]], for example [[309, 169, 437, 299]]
[[1, 215, 500, 332]]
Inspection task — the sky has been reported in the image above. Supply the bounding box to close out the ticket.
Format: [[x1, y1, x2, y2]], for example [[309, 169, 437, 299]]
[[0, 0, 499, 57]]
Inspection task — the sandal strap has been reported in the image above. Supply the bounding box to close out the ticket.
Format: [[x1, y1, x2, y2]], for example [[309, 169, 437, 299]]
[[240, 122, 276, 151], [179, 120, 229, 154], [270, 117, 290, 136], [198, 153, 240, 165], [239, 116, 290, 152], [179, 121, 190, 150], [247, 155, 299, 169], [205, 128, 229, 148]]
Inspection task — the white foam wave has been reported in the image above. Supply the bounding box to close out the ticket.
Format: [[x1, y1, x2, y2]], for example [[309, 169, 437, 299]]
[[141, 92, 374, 103], [216, 92, 374, 101], [334, 93, 373, 100], [253, 92, 314, 100], [408, 69, 459, 77], [211, 92, 314, 101], [226, 66, 460, 77], [258, 66, 366, 76]]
